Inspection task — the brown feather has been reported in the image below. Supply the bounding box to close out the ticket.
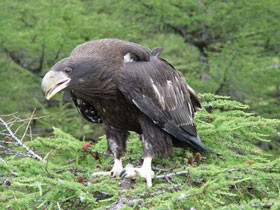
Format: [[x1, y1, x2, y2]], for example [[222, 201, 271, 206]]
[[121, 57, 197, 128], [49, 39, 209, 158]]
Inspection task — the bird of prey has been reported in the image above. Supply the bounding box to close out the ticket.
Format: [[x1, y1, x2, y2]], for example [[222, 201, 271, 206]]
[[41, 39, 212, 187]]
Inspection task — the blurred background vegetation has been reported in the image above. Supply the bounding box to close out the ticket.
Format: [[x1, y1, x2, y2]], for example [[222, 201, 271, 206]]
[[0, 0, 279, 146], [1, 1, 280, 209]]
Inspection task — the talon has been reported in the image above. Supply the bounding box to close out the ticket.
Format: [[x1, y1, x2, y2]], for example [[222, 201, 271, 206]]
[[121, 173, 127, 180], [120, 169, 126, 179], [110, 158, 123, 177]]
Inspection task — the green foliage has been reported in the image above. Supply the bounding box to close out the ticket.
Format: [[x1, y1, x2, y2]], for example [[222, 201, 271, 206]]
[[0, 0, 279, 148], [0, 58, 38, 114], [1, 0, 280, 120], [0, 0, 280, 208], [1, 95, 279, 209]]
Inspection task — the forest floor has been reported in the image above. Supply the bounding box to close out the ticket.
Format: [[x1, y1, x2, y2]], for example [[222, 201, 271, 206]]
[[1, 94, 280, 209]]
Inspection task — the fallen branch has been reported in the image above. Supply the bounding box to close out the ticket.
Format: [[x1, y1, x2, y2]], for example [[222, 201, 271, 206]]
[[0, 116, 43, 161], [155, 170, 189, 179], [0, 150, 33, 158], [0, 112, 18, 117], [0, 140, 19, 145], [152, 166, 174, 172]]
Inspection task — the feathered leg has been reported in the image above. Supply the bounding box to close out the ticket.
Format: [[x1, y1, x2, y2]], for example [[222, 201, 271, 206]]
[[120, 117, 172, 187], [92, 125, 128, 177], [120, 134, 155, 187]]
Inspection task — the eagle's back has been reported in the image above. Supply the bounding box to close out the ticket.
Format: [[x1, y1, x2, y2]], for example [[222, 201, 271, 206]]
[[120, 56, 210, 152], [71, 39, 151, 63]]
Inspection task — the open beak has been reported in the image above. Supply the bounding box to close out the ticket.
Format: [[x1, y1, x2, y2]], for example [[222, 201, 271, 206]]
[[41, 71, 71, 100]]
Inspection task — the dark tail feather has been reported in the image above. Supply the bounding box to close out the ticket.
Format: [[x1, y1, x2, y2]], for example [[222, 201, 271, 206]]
[[163, 122, 215, 153]]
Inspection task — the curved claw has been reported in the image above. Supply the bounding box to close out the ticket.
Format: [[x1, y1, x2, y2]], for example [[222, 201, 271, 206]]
[[120, 169, 126, 179]]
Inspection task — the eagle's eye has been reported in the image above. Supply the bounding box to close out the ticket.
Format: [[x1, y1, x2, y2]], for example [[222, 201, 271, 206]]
[[64, 67, 72, 74]]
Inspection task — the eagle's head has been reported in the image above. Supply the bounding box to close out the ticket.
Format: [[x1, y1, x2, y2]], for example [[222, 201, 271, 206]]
[[41, 56, 97, 100]]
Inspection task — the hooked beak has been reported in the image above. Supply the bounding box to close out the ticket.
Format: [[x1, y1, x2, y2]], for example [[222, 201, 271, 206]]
[[41, 71, 71, 100]]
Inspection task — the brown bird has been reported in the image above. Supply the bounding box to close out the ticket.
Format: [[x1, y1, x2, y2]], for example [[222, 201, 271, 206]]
[[41, 39, 212, 187]]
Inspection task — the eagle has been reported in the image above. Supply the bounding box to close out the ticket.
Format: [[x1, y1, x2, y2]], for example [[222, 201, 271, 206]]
[[41, 39, 212, 187]]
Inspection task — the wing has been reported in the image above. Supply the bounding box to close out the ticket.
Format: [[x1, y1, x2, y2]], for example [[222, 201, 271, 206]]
[[119, 57, 211, 152], [70, 91, 103, 124]]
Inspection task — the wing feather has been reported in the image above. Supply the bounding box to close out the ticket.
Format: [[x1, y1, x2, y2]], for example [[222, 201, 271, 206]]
[[120, 56, 211, 152], [122, 58, 195, 127]]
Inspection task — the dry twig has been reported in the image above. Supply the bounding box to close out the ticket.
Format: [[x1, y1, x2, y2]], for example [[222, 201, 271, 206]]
[[20, 109, 36, 142], [0, 115, 43, 161], [155, 170, 189, 179]]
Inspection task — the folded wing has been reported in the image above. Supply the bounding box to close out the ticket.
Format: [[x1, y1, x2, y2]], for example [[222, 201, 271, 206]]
[[120, 56, 211, 152]]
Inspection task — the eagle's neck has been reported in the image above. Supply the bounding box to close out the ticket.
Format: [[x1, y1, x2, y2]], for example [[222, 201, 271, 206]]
[[72, 73, 120, 102]]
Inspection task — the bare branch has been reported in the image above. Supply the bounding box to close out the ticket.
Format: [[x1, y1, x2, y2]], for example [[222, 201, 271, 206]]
[[6, 116, 46, 125], [152, 166, 174, 172], [20, 109, 36, 142], [0, 112, 18, 117], [0, 150, 33, 158], [13, 120, 28, 135], [155, 170, 189, 179], [0, 140, 19, 145], [0, 117, 43, 161]]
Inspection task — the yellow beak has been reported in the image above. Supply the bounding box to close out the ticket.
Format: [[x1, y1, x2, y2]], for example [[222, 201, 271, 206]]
[[41, 71, 71, 100]]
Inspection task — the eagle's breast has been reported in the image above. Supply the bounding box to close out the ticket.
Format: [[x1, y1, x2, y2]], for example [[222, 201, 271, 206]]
[[70, 91, 103, 124]]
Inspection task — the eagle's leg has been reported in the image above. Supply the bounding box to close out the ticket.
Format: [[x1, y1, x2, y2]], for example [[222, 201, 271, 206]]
[[120, 134, 155, 187], [120, 156, 154, 187], [92, 125, 128, 177], [110, 158, 123, 177]]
